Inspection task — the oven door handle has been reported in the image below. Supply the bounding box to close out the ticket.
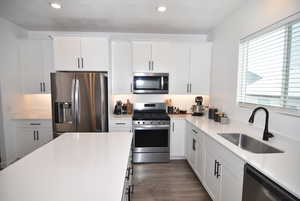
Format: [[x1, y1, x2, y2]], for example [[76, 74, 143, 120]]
[[133, 125, 170, 130]]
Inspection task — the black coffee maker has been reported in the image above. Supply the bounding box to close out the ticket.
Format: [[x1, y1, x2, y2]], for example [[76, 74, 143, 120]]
[[113, 101, 123, 115]]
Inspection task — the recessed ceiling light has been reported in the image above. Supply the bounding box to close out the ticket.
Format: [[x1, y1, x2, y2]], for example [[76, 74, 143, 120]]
[[50, 2, 62, 9], [157, 6, 167, 13]]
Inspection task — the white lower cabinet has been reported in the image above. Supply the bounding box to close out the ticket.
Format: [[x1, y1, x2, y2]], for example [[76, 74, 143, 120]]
[[185, 120, 245, 201], [170, 118, 186, 159], [15, 120, 53, 158], [186, 123, 205, 179], [109, 118, 132, 132], [204, 135, 245, 201]]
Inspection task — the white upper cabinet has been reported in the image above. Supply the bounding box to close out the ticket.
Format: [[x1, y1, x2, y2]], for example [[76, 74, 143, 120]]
[[169, 42, 212, 95], [132, 41, 171, 73], [53, 37, 109, 71], [53, 37, 81, 71], [42, 40, 54, 93], [112, 41, 133, 94], [151, 42, 171, 72], [132, 41, 152, 72], [80, 37, 109, 70], [189, 43, 212, 95], [19, 39, 54, 94], [169, 43, 190, 94]]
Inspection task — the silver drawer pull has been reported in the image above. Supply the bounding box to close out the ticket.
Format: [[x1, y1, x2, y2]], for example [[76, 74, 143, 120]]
[[30, 123, 41, 126], [116, 123, 127, 125]]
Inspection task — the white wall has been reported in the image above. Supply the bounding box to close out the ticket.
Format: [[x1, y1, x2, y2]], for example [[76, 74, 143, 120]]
[[0, 84, 6, 168], [209, 0, 300, 140], [0, 17, 28, 165]]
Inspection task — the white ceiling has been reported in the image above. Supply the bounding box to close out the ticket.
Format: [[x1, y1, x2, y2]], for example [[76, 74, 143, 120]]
[[0, 0, 245, 34]]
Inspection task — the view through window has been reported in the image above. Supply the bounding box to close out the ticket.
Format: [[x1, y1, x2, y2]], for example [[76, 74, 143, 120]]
[[238, 19, 300, 110]]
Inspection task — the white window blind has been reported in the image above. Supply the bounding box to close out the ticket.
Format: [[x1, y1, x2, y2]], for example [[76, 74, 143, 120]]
[[238, 19, 300, 110]]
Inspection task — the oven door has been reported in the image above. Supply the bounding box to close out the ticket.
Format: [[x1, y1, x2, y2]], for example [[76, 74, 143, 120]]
[[133, 73, 168, 94], [133, 125, 170, 153]]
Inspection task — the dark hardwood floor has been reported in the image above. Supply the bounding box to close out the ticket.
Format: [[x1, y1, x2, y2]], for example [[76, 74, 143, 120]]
[[132, 160, 212, 201]]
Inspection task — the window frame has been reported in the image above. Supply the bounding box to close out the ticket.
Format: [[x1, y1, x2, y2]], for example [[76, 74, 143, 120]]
[[237, 14, 300, 116]]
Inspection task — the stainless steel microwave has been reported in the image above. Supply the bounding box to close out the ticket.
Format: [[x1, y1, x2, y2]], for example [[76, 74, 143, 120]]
[[133, 73, 169, 94]]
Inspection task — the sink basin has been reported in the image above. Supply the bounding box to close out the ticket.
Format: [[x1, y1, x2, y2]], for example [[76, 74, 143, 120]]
[[218, 133, 284, 154]]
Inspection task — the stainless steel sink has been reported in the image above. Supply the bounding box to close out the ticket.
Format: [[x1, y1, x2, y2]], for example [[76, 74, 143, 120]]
[[218, 133, 284, 154]]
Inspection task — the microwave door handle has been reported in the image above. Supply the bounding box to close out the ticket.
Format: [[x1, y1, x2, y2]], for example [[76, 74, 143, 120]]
[[161, 76, 164, 90]]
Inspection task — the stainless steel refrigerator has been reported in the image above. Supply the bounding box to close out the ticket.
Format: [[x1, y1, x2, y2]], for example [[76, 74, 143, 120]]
[[51, 72, 108, 138]]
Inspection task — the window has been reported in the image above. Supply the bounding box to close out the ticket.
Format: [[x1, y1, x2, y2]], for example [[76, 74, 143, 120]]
[[238, 19, 300, 110]]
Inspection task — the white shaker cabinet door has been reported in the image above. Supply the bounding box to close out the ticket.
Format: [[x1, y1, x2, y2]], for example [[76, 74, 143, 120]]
[[189, 43, 212, 95], [132, 41, 152, 72], [19, 40, 44, 94], [219, 165, 243, 201], [53, 37, 81, 71], [170, 118, 186, 159], [151, 42, 171, 73], [80, 37, 109, 71], [36, 128, 53, 147], [112, 41, 133, 94], [169, 43, 190, 94], [205, 149, 220, 201], [41, 40, 54, 93], [16, 128, 37, 158]]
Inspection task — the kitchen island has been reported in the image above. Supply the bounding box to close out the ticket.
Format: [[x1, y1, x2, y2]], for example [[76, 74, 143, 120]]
[[0, 132, 133, 201]]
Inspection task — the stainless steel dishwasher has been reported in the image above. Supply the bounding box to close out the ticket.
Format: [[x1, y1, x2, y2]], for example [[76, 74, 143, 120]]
[[243, 164, 299, 201]]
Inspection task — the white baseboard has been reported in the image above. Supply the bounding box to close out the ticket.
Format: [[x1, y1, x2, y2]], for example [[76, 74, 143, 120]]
[[170, 156, 186, 160]]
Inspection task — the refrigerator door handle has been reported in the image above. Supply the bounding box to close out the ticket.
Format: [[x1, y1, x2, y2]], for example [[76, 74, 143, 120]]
[[71, 78, 77, 129], [75, 79, 80, 125]]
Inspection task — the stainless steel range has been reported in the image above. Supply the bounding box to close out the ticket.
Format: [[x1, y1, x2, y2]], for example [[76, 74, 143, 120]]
[[132, 103, 170, 163]]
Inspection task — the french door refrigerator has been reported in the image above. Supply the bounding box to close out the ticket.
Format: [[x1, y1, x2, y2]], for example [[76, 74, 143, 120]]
[[51, 72, 108, 138]]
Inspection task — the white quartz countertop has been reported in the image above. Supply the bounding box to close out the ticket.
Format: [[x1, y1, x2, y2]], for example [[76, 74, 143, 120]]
[[0, 132, 133, 201], [186, 116, 300, 199]]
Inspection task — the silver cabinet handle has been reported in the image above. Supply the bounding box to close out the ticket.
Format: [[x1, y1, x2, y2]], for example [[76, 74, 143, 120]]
[[33, 131, 36, 141], [37, 130, 39, 141], [148, 61, 151, 71], [192, 139, 196, 151], [172, 122, 175, 132], [81, 57, 84, 68], [216, 161, 221, 178], [192, 129, 198, 134], [77, 58, 80, 69], [187, 83, 189, 93], [116, 123, 126, 125], [40, 83, 43, 93], [43, 82, 46, 93], [190, 83, 192, 93], [151, 61, 154, 71], [130, 83, 133, 92], [30, 123, 41, 126]]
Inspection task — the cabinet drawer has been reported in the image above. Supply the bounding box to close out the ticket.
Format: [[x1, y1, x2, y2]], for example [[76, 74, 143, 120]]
[[16, 120, 52, 128], [110, 126, 132, 132], [110, 119, 132, 126], [190, 125, 203, 142]]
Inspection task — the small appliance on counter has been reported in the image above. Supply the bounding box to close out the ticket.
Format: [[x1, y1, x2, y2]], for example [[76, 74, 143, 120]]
[[114, 100, 133, 115], [192, 96, 205, 116], [208, 107, 218, 119], [113, 101, 123, 115]]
